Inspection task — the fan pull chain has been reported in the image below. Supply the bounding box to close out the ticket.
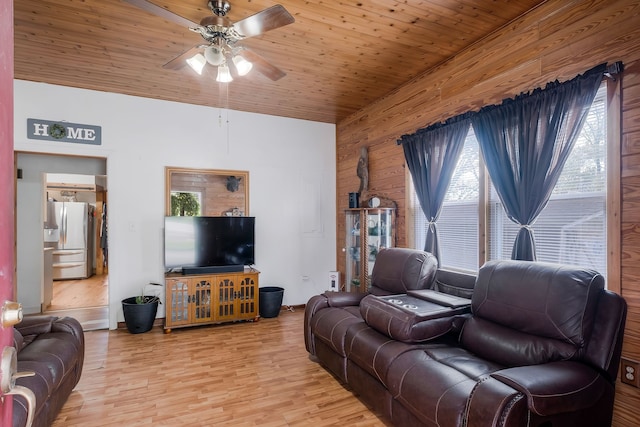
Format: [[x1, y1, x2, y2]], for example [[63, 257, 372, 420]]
[[226, 109, 230, 154]]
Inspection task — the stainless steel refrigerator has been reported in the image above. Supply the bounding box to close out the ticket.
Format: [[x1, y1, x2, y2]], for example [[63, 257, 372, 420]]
[[44, 201, 94, 280]]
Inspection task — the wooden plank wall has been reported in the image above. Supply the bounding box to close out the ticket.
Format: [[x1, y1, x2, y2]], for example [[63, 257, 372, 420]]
[[335, 0, 640, 425]]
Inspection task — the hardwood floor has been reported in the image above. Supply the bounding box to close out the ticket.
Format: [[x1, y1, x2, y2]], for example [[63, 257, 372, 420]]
[[48, 274, 108, 310], [52, 310, 390, 426], [44, 306, 110, 331], [45, 274, 109, 331]]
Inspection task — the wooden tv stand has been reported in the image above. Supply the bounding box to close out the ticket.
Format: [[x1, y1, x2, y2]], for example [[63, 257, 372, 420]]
[[164, 268, 259, 333]]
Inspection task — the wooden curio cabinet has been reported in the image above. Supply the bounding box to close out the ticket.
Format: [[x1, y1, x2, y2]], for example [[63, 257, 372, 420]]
[[345, 208, 395, 293], [164, 269, 259, 332]]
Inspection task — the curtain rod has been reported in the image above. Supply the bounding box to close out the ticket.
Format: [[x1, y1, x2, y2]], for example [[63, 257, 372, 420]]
[[398, 61, 625, 144]]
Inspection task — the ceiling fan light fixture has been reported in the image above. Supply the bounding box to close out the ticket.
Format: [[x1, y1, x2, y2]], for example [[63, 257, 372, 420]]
[[204, 46, 226, 66], [216, 64, 233, 83], [232, 55, 253, 76], [186, 53, 206, 75], [127, 0, 294, 82]]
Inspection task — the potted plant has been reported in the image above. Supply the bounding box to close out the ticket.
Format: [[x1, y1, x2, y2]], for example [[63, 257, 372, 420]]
[[121, 282, 162, 334]]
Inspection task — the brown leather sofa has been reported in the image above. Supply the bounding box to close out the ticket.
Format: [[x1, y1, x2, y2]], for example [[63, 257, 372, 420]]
[[12, 315, 85, 427], [304, 248, 627, 427]]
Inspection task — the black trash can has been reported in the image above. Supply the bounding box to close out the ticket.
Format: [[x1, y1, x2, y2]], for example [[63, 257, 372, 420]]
[[259, 286, 284, 318], [122, 297, 159, 334]]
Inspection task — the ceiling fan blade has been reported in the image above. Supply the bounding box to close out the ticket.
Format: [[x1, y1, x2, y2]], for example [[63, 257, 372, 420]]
[[163, 46, 202, 70], [123, 0, 197, 28], [240, 49, 287, 81], [232, 5, 294, 39]]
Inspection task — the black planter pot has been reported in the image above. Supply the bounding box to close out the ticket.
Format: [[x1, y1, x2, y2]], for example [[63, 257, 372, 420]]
[[122, 297, 159, 334]]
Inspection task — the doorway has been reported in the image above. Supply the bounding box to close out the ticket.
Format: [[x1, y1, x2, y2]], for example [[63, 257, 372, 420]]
[[16, 152, 109, 330]]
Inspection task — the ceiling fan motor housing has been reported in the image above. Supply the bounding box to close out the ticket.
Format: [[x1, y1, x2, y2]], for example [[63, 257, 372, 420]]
[[208, 0, 231, 16]]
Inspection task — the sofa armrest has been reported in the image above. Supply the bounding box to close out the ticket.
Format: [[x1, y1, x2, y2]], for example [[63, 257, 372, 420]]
[[451, 313, 471, 332], [304, 292, 367, 355], [52, 316, 85, 385], [15, 315, 56, 336], [491, 361, 607, 416], [52, 317, 85, 346], [304, 294, 331, 355], [324, 291, 367, 307]]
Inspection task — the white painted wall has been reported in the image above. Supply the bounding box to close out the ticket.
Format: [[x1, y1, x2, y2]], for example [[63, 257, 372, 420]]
[[14, 80, 337, 329]]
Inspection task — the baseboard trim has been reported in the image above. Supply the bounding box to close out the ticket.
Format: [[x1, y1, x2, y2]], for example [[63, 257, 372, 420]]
[[117, 318, 164, 330], [116, 304, 307, 330]]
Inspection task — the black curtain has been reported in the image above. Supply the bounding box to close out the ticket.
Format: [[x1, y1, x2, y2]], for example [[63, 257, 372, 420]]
[[398, 115, 471, 264], [471, 63, 607, 260]]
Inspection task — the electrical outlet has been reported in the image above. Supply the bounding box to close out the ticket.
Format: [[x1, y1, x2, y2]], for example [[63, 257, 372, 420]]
[[621, 358, 640, 387], [328, 271, 340, 292]]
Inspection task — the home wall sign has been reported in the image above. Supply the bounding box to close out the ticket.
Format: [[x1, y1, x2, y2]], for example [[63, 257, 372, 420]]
[[27, 118, 102, 145]]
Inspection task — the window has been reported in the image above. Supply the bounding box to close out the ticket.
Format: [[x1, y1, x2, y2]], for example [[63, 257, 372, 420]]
[[411, 129, 480, 270], [411, 84, 608, 274], [170, 191, 202, 216]]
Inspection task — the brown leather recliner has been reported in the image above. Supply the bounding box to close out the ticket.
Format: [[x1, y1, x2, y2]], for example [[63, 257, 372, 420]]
[[304, 256, 627, 427], [304, 248, 441, 381], [12, 315, 85, 427]]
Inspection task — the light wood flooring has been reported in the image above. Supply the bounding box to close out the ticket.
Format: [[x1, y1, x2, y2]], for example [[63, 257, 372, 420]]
[[45, 274, 109, 331], [52, 310, 390, 427], [48, 274, 108, 310]]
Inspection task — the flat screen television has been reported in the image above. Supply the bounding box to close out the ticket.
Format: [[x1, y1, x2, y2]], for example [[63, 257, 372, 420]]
[[164, 216, 255, 274]]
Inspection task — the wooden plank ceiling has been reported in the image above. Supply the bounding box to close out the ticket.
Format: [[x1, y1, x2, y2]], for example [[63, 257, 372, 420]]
[[14, 0, 546, 124]]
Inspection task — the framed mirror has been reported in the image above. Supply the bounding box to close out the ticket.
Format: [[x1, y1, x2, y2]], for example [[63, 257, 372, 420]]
[[165, 167, 249, 216]]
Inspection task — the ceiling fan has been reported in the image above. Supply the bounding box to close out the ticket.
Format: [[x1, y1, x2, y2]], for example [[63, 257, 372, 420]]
[[124, 0, 295, 82]]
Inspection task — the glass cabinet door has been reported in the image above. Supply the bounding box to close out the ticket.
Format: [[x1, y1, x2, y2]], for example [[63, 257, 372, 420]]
[[345, 209, 361, 292], [166, 278, 190, 327], [365, 209, 394, 277], [345, 208, 394, 292], [193, 278, 213, 323]]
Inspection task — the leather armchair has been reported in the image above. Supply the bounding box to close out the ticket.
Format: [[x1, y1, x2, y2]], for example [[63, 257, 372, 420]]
[[12, 315, 85, 427], [304, 248, 439, 380]]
